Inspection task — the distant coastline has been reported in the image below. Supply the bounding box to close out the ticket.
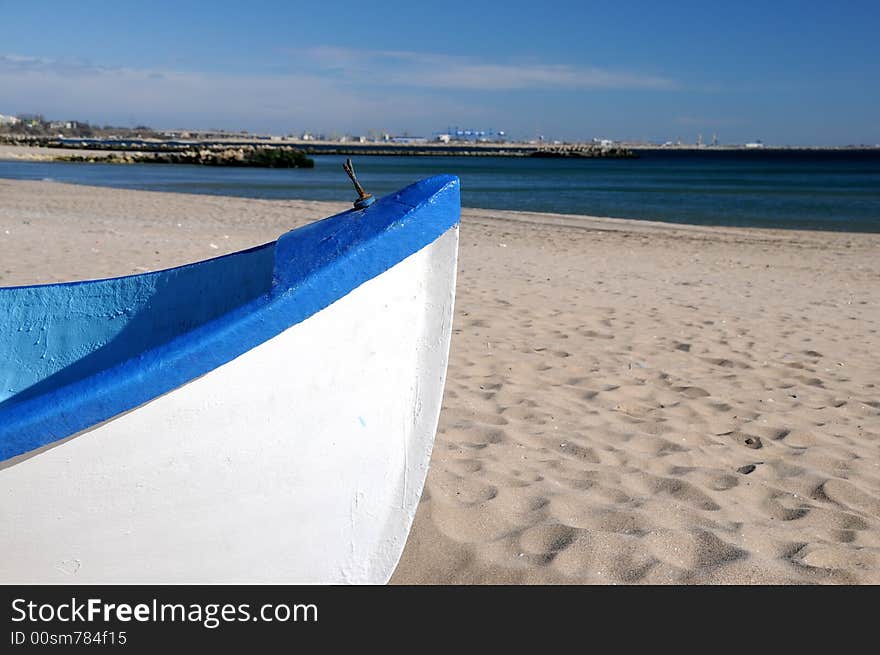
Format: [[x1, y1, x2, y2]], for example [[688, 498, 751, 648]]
[[4, 135, 877, 161], [0, 136, 627, 159]]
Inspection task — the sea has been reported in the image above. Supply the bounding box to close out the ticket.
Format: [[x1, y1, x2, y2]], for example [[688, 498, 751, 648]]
[[1, 149, 879, 232]]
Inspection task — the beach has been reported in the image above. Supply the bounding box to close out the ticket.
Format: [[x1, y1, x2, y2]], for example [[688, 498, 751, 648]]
[[1, 178, 878, 584]]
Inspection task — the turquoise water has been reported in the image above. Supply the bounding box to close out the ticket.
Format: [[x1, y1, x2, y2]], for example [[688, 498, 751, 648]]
[[1, 150, 879, 232]]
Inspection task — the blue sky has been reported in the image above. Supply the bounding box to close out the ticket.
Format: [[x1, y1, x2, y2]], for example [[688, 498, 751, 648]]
[[0, 0, 877, 145]]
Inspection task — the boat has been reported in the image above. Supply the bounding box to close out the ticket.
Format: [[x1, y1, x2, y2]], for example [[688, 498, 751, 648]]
[[0, 171, 460, 584]]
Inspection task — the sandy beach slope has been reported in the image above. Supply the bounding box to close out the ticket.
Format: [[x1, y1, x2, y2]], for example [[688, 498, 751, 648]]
[[1, 178, 878, 584]]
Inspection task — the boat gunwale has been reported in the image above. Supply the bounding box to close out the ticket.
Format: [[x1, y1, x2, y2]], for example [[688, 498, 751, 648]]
[[0, 241, 276, 292], [0, 175, 461, 462]]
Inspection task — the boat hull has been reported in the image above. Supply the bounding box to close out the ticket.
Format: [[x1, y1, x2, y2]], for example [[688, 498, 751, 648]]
[[0, 226, 457, 584]]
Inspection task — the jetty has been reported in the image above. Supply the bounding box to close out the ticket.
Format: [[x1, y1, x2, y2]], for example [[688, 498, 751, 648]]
[[529, 144, 637, 159], [0, 135, 635, 159], [54, 144, 314, 168]]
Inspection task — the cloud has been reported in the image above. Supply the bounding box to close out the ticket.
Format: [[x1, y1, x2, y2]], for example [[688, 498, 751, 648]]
[[0, 52, 446, 130], [299, 46, 677, 91], [0, 54, 111, 76], [0, 49, 675, 135]]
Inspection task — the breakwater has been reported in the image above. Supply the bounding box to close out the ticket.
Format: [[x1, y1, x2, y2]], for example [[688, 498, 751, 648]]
[[0, 135, 635, 158], [54, 145, 314, 168], [530, 144, 637, 158]]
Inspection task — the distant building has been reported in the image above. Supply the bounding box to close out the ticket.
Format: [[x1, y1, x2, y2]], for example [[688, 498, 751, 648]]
[[0, 114, 21, 125], [16, 113, 43, 126], [442, 127, 503, 143], [745, 140, 764, 149], [435, 134, 451, 143], [390, 135, 427, 144]]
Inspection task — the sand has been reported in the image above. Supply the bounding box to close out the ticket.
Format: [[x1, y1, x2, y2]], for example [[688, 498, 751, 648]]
[[1, 177, 878, 584]]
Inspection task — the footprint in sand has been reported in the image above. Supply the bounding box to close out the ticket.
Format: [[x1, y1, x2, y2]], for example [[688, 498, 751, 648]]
[[431, 471, 499, 506], [644, 529, 746, 570], [518, 523, 579, 563], [796, 544, 878, 571], [819, 479, 880, 518], [556, 441, 601, 463], [763, 495, 811, 521], [720, 431, 763, 450], [643, 475, 721, 511], [673, 386, 711, 398], [548, 496, 653, 535]]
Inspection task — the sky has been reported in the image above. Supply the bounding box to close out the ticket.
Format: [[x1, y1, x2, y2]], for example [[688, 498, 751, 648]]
[[0, 0, 878, 145]]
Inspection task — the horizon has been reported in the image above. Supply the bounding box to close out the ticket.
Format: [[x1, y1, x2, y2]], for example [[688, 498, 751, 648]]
[[4, 117, 879, 149], [0, 1, 878, 146]]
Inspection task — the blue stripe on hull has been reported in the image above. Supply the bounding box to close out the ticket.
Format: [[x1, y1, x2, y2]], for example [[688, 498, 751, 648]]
[[0, 175, 461, 462]]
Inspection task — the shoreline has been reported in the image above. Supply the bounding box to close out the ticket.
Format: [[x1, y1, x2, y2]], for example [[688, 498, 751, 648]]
[[2, 179, 879, 584], [1, 168, 879, 237]]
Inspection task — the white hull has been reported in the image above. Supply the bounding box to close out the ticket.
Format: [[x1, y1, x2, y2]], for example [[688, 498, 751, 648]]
[[0, 226, 458, 584]]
